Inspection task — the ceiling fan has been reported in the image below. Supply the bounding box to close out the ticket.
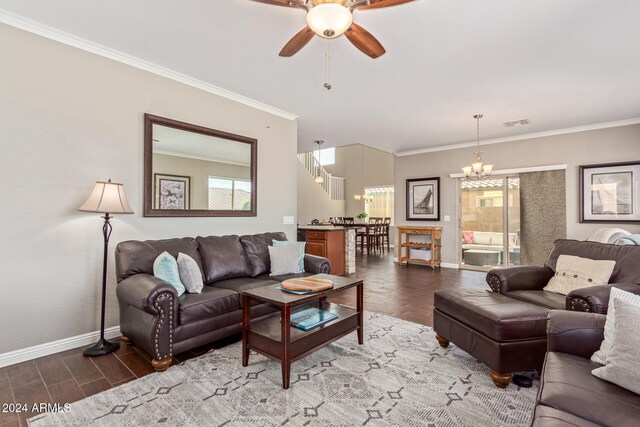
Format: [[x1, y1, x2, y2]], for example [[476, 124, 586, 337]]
[[250, 0, 415, 58]]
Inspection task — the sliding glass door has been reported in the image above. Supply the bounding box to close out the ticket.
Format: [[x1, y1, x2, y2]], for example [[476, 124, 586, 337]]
[[459, 176, 521, 270]]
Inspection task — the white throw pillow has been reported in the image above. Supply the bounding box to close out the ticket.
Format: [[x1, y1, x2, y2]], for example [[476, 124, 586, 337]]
[[592, 287, 640, 364], [153, 251, 186, 296], [177, 252, 204, 294], [268, 245, 302, 276], [591, 298, 640, 394], [543, 255, 615, 296]]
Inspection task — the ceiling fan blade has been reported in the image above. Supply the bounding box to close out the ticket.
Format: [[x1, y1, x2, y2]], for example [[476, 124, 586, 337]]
[[344, 23, 386, 58], [279, 26, 315, 57], [249, 0, 303, 7], [359, 0, 415, 10]]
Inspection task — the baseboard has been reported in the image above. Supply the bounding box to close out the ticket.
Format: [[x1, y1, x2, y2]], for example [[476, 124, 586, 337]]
[[0, 326, 121, 368]]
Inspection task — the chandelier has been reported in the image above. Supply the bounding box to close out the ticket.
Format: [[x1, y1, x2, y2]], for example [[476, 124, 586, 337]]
[[353, 144, 373, 202], [462, 114, 493, 180]]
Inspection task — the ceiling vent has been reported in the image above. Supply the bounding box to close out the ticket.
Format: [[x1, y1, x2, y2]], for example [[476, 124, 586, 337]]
[[504, 119, 530, 127]]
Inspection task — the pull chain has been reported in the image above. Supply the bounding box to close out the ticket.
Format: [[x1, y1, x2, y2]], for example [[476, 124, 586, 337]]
[[324, 41, 332, 90]]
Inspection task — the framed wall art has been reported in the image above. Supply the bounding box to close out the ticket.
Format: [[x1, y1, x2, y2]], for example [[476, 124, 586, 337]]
[[154, 173, 191, 210], [406, 177, 440, 221], [579, 161, 639, 223]]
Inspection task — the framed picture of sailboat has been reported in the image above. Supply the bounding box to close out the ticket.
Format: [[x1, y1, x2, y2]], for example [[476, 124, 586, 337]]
[[406, 177, 440, 221]]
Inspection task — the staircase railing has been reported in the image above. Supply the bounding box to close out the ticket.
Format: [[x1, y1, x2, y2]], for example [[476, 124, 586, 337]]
[[297, 152, 345, 201]]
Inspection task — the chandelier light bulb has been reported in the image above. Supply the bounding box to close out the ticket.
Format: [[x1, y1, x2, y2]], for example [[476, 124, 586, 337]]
[[306, 3, 353, 39]]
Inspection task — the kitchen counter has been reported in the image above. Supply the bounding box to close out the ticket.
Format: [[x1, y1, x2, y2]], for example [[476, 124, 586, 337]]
[[297, 227, 356, 274]]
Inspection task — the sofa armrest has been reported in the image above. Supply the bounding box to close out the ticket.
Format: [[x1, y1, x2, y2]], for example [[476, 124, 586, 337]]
[[547, 310, 606, 358], [566, 283, 640, 314], [486, 266, 554, 294], [116, 274, 177, 316], [304, 254, 331, 274]]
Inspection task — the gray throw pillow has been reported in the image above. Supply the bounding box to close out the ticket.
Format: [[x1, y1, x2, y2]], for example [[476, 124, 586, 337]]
[[177, 252, 204, 293], [268, 245, 302, 276], [591, 287, 640, 364], [592, 298, 640, 394]]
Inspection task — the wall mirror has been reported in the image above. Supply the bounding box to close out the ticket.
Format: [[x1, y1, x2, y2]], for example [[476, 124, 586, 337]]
[[144, 114, 257, 217]]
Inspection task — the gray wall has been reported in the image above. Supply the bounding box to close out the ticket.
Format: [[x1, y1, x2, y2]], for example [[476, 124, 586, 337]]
[[0, 24, 297, 354], [395, 124, 640, 265], [324, 144, 394, 218]]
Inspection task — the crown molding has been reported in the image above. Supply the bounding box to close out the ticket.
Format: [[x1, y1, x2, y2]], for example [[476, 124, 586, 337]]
[[0, 9, 298, 121], [394, 117, 640, 157]]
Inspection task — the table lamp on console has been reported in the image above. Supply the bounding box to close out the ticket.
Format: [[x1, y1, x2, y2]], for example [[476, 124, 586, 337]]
[[79, 179, 134, 356]]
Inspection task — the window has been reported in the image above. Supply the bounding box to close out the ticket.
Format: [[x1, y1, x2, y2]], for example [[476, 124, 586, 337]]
[[364, 186, 394, 223], [313, 147, 335, 166], [208, 177, 251, 210]]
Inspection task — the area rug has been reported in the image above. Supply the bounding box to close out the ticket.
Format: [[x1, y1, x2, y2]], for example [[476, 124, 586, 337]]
[[29, 312, 537, 426]]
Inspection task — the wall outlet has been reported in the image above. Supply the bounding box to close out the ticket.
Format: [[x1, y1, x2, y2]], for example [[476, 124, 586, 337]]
[[283, 216, 295, 225], [444, 215, 451, 222]]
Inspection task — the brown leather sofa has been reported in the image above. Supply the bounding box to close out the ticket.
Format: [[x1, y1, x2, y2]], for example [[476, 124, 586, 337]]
[[115, 232, 330, 371], [434, 239, 640, 387], [486, 239, 640, 313], [531, 310, 640, 426]]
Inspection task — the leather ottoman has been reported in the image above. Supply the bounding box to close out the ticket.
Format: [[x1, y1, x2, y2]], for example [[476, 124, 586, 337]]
[[434, 288, 550, 387]]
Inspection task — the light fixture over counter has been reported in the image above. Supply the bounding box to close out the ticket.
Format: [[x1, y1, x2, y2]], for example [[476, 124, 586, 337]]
[[462, 114, 494, 180]]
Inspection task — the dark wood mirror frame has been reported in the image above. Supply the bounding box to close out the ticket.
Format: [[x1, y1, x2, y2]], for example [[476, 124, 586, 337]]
[[144, 114, 257, 217]]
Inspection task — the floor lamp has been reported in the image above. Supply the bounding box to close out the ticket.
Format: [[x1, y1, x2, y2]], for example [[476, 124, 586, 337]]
[[79, 179, 134, 356]]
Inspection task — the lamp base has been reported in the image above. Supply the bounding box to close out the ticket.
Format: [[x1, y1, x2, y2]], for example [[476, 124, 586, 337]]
[[83, 338, 120, 357]]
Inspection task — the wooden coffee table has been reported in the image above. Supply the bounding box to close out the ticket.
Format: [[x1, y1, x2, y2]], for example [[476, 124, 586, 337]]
[[241, 274, 363, 389]]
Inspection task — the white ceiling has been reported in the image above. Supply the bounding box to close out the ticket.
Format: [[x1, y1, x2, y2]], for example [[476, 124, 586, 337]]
[[2, 0, 640, 154]]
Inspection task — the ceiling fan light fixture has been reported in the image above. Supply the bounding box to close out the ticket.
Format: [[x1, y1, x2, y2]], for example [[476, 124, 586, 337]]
[[306, 3, 353, 39]]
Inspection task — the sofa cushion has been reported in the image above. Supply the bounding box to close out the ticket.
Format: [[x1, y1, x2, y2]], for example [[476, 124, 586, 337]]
[[153, 251, 186, 296], [591, 298, 640, 394], [506, 290, 566, 310], [434, 288, 549, 341], [473, 231, 494, 245], [240, 232, 288, 277], [115, 237, 204, 281], [268, 245, 303, 276], [545, 239, 640, 284], [196, 235, 252, 283], [178, 286, 239, 325], [177, 252, 204, 294], [214, 277, 279, 306], [531, 406, 600, 427], [544, 255, 615, 296], [592, 287, 640, 364], [539, 352, 640, 426]]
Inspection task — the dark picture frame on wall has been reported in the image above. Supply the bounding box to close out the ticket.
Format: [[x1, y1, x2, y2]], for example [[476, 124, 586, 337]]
[[579, 160, 640, 223], [154, 173, 191, 210], [406, 177, 440, 221]]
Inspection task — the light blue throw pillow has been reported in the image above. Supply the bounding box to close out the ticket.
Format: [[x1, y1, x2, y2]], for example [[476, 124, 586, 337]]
[[153, 251, 186, 296], [272, 240, 306, 272]]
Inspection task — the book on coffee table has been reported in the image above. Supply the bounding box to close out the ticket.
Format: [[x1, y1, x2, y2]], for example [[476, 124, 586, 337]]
[[290, 307, 338, 331]]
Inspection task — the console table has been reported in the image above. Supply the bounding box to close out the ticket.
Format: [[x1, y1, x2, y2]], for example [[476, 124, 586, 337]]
[[397, 226, 442, 269]]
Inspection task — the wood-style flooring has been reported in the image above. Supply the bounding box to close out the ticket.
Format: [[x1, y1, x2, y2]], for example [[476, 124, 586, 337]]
[[0, 252, 486, 426]]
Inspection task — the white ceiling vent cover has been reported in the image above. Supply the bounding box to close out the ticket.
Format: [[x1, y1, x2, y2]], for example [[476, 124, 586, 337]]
[[504, 119, 530, 127]]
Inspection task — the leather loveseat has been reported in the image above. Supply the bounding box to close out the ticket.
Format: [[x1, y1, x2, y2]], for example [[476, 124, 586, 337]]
[[115, 232, 330, 371], [486, 239, 640, 313], [531, 310, 640, 426]]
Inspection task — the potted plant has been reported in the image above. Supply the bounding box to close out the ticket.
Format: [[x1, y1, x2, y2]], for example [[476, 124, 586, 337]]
[[357, 212, 368, 223]]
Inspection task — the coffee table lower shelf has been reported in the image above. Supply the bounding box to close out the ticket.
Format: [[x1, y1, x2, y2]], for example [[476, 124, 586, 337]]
[[248, 303, 358, 362]]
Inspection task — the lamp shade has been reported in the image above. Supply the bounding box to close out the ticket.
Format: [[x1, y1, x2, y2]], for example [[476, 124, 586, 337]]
[[79, 180, 134, 214], [306, 3, 353, 39]]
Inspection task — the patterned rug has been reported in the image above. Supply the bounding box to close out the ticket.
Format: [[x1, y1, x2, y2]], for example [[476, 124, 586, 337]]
[[29, 312, 537, 426]]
